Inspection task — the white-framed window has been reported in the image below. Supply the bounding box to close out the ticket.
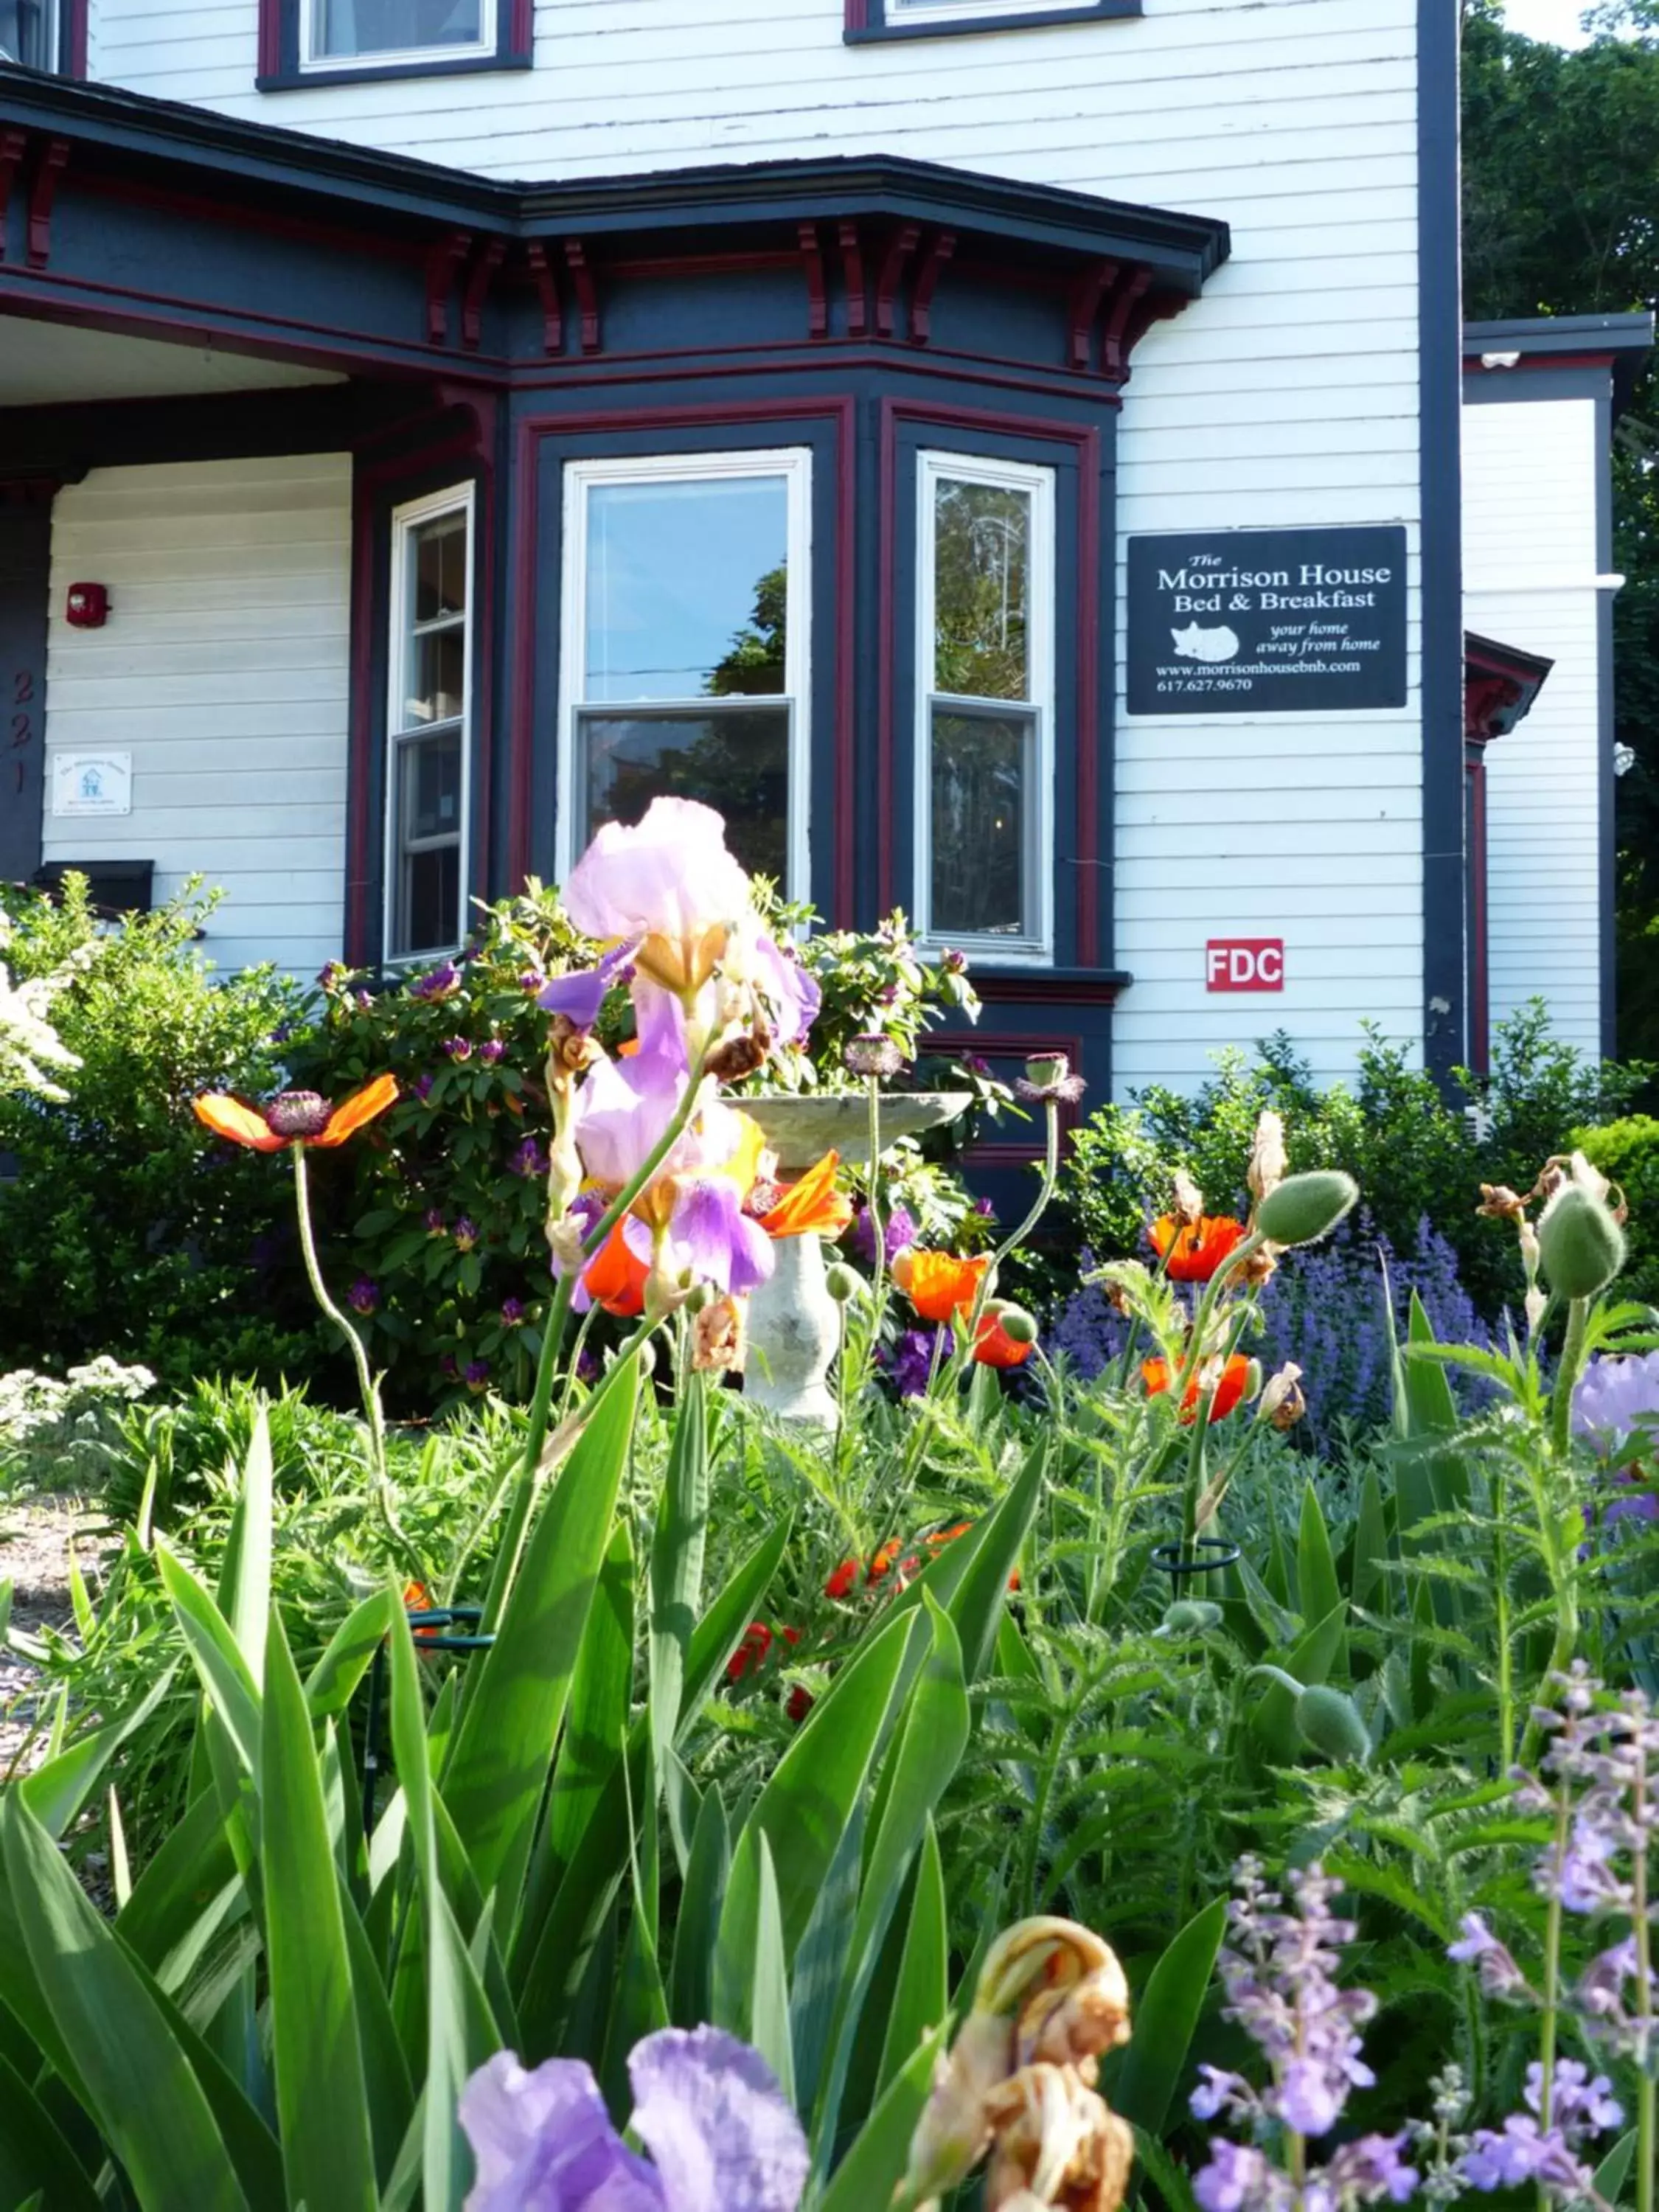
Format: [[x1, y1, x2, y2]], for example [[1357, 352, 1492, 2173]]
[[914, 450, 1054, 961], [299, 0, 493, 69], [385, 485, 473, 961], [557, 449, 813, 896], [0, 0, 59, 69]]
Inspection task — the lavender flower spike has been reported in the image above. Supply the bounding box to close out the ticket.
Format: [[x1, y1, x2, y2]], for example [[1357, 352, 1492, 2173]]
[[459, 2027, 808, 2212]]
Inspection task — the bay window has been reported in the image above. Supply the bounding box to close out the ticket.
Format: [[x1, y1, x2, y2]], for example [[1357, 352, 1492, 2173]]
[[914, 451, 1054, 961], [557, 450, 812, 895], [386, 487, 473, 959]]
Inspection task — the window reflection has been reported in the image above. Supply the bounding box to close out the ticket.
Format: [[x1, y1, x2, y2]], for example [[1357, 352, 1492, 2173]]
[[313, 0, 484, 57]]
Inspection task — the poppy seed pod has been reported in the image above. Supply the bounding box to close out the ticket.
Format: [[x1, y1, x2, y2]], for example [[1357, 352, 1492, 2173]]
[[824, 1261, 863, 1303], [995, 1304, 1040, 1345], [1537, 1183, 1627, 1299], [1253, 1169, 1359, 1248], [1162, 1599, 1222, 1634], [1295, 1683, 1372, 1767]]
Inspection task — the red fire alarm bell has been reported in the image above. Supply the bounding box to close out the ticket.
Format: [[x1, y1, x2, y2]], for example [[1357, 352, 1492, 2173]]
[[66, 583, 111, 629]]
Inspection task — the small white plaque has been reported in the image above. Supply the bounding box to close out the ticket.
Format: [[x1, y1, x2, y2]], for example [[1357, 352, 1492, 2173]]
[[52, 753, 133, 818]]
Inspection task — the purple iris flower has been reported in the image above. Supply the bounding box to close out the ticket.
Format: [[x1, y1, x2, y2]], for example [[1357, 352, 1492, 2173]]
[[538, 941, 636, 1032], [409, 960, 460, 1002], [629, 1177, 773, 1298], [458, 2026, 808, 2212]]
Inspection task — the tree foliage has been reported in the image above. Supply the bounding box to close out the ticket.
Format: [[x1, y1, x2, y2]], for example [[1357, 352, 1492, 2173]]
[[1461, 0, 1659, 1060]]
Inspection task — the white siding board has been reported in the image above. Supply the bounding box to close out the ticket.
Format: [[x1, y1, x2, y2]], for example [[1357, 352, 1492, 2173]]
[[43, 454, 352, 977]]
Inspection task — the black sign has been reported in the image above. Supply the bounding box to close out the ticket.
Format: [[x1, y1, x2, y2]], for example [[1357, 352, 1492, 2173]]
[[1126, 526, 1408, 714]]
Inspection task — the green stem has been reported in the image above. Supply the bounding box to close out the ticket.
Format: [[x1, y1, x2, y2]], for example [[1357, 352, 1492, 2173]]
[[1171, 1229, 1267, 1410], [1635, 1742, 1654, 2212], [479, 1048, 714, 1637], [865, 1074, 887, 1312], [1536, 1773, 1571, 2212], [1493, 1461, 1515, 1776], [970, 1098, 1062, 1335], [291, 1144, 420, 1579], [1551, 1295, 1591, 1462]]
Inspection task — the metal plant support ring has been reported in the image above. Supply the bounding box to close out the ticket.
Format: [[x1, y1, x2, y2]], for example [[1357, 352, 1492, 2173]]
[[1150, 1538, 1242, 1579]]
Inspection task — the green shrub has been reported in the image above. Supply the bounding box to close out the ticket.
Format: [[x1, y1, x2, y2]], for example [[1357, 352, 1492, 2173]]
[[0, 877, 316, 1388]]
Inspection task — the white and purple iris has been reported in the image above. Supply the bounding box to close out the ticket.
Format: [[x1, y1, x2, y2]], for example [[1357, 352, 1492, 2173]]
[[1573, 1352, 1659, 1523], [458, 2025, 808, 2212]]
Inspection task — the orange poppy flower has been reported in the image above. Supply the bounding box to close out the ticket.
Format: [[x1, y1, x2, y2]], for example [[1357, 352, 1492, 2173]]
[[1142, 1353, 1252, 1424], [867, 1537, 905, 1582], [193, 1074, 399, 1153], [824, 1556, 862, 1599], [974, 1312, 1034, 1369], [924, 1520, 975, 1552], [401, 1580, 442, 1643], [581, 1220, 649, 1318], [892, 1248, 990, 1322], [1148, 1214, 1248, 1282], [757, 1151, 854, 1239]]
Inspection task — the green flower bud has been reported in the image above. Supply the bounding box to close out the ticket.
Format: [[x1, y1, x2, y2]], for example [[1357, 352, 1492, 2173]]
[[1253, 1169, 1359, 1248], [824, 1262, 863, 1303], [1162, 1599, 1222, 1634], [1537, 1183, 1627, 1300], [1295, 1683, 1371, 1766], [995, 1304, 1039, 1345]]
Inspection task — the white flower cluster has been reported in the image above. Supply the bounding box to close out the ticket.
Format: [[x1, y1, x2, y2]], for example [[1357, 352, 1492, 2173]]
[[0, 911, 97, 1102], [0, 1358, 156, 1447]]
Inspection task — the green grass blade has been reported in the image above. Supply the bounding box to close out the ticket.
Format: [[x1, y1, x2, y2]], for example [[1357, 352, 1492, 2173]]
[[259, 1610, 378, 2212], [0, 2050, 100, 2212], [157, 1543, 262, 1775], [650, 1368, 709, 1782], [306, 1588, 396, 1721], [815, 2023, 947, 2212], [1296, 1482, 1345, 1668], [670, 1782, 730, 2031], [442, 1359, 638, 1913], [1107, 1895, 1227, 2135], [20, 1662, 177, 1841], [874, 1820, 947, 2105], [229, 1408, 274, 1686]]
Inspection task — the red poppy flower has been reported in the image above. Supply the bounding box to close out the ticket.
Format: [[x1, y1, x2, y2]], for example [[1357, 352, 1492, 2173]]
[[825, 1557, 862, 1600], [867, 1537, 904, 1582], [758, 1151, 855, 1239], [194, 1073, 399, 1152], [726, 1621, 773, 1683], [1148, 1214, 1248, 1283], [787, 1685, 815, 1724], [1142, 1353, 1252, 1424], [973, 1313, 1034, 1369], [581, 1220, 649, 1318], [892, 1248, 990, 1322]]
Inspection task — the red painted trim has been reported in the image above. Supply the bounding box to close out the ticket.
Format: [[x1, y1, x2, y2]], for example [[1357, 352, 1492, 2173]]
[[605, 249, 799, 281], [509, 400, 857, 905], [1074, 427, 1102, 965], [833, 393, 857, 926], [1462, 350, 1618, 375], [909, 229, 955, 345], [258, 0, 283, 79], [1467, 756, 1489, 1077], [509, 341, 1120, 406], [799, 222, 828, 340], [27, 139, 69, 271], [844, 0, 870, 32], [78, 170, 433, 266], [526, 241, 563, 355], [874, 222, 919, 339], [877, 400, 1103, 950], [839, 221, 867, 338], [0, 131, 25, 264], [564, 239, 600, 353], [509, 0, 534, 54], [1065, 258, 1113, 373], [66, 0, 89, 77], [462, 235, 507, 349], [1099, 265, 1151, 380]]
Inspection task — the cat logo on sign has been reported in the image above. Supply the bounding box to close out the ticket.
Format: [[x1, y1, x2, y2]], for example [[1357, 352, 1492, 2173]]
[[1206, 939, 1284, 992]]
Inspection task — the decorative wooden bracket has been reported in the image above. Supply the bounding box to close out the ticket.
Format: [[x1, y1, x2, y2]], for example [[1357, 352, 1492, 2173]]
[[0, 131, 26, 265], [424, 229, 472, 345], [1063, 260, 1192, 382], [1065, 258, 1116, 372], [908, 227, 955, 344], [838, 219, 868, 338], [27, 137, 69, 271], [461, 235, 507, 349], [874, 221, 919, 339], [563, 237, 600, 354], [526, 240, 563, 355], [798, 221, 828, 339]]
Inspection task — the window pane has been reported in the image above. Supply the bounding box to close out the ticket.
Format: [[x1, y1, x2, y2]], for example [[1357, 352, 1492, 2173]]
[[0, 0, 54, 66], [413, 513, 467, 625], [580, 706, 790, 886], [930, 706, 1030, 938], [933, 477, 1032, 701], [584, 477, 788, 703], [401, 844, 461, 956], [400, 731, 462, 845], [404, 629, 466, 729], [313, 0, 483, 56]]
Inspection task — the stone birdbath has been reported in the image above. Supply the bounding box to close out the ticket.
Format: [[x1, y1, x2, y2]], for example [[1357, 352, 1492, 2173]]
[[740, 1091, 973, 1427]]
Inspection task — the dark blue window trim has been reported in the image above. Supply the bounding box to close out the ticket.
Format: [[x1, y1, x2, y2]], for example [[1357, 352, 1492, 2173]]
[[846, 0, 1138, 41], [257, 0, 531, 91]]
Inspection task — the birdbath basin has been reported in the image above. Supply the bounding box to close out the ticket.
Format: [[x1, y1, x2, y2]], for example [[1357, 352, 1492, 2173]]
[[741, 1090, 974, 1173]]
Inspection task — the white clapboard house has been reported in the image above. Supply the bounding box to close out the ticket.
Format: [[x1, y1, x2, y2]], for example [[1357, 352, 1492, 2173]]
[[0, 0, 1648, 1112]]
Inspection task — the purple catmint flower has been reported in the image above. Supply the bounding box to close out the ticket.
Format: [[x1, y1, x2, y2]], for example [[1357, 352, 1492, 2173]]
[[1191, 2067, 1251, 2122], [465, 1360, 490, 1392], [454, 1217, 480, 1253], [408, 959, 460, 1002], [1548, 1812, 1630, 1915], [501, 1297, 526, 1326], [414, 1071, 435, 1102], [850, 1203, 915, 1267], [442, 1035, 473, 1061], [883, 1326, 946, 1399], [1321, 2134, 1419, 2205], [509, 1135, 548, 1179], [1461, 2118, 1592, 2197], [347, 1277, 379, 1315], [1525, 2059, 1622, 2135], [1447, 1913, 1530, 1999], [1193, 2139, 1282, 2212], [479, 1038, 506, 1064], [458, 2027, 808, 2212]]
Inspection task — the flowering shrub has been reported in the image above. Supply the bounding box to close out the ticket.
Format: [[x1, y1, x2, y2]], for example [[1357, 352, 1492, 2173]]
[[0, 1356, 156, 1491]]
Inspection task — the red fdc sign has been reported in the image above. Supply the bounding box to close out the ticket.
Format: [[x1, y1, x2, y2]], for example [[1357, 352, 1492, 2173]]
[[1206, 939, 1284, 992]]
